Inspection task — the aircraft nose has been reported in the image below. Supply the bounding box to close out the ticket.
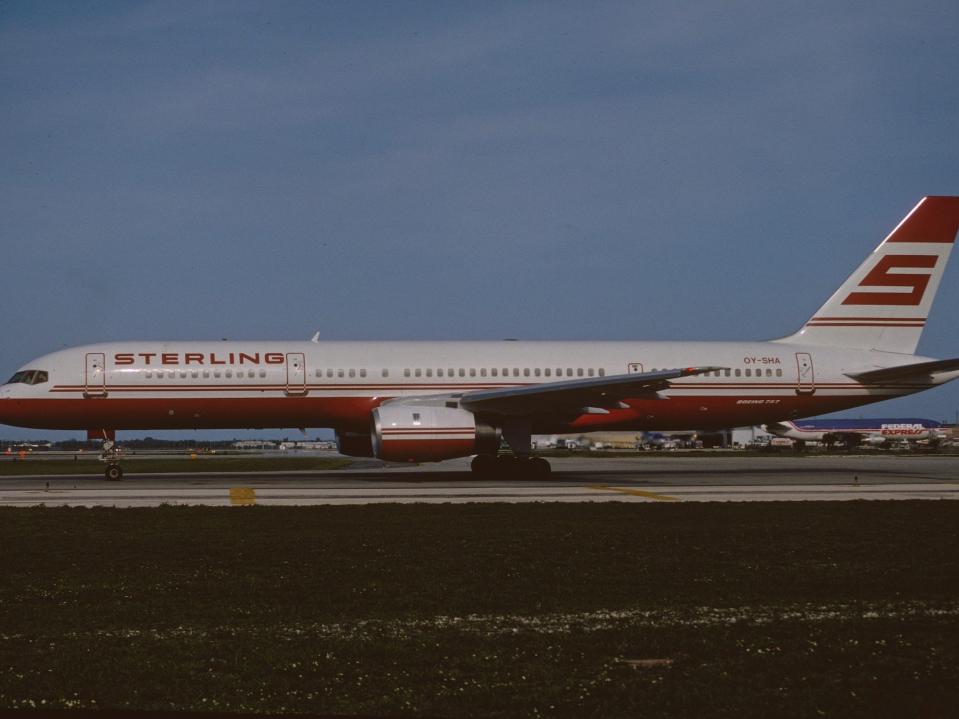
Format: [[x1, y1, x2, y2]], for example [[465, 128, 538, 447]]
[[0, 386, 10, 423]]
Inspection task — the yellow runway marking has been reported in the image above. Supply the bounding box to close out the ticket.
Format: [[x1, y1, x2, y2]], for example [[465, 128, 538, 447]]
[[229, 487, 256, 506], [588, 485, 679, 501]]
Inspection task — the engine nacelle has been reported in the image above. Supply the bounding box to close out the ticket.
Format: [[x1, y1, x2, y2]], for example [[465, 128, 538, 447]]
[[372, 405, 500, 462], [335, 430, 375, 457]]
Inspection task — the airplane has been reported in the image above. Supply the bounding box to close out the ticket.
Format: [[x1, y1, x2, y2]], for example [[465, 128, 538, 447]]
[[763, 418, 945, 449], [2, 196, 959, 480]]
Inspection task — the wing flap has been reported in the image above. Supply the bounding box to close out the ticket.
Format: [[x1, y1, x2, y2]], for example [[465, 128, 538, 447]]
[[459, 366, 725, 417]]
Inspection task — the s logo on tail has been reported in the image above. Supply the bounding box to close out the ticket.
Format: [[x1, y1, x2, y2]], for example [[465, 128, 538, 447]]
[[842, 254, 937, 306]]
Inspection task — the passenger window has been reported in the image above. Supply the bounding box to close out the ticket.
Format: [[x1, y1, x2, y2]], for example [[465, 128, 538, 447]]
[[724, 369, 731, 377], [480, 368, 487, 377], [459, 369, 465, 377], [523, 368, 530, 377], [338, 369, 345, 378], [214, 370, 222, 378], [426, 369, 433, 377], [735, 369, 742, 377], [415, 369, 422, 377], [382, 369, 389, 377], [404, 369, 411, 377], [566, 369, 573, 377], [259, 370, 266, 378], [349, 369, 356, 378], [598, 368, 605, 377], [513, 368, 520, 376], [360, 369, 367, 378], [577, 368, 584, 377], [765, 369, 772, 377], [145, 371, 152, 378], [203, 370, 210, 378], [587, 368, 594, 377], [745, 369, 751, 377], [491, 368, 498, 377], [225, 370, 233, 378], [437, 369, 444, 377], [469, 369, 476, 377], [448, 368, 455, 377], [776, 369, 783, 377], [544, 368, 551, 377], [315, 369, 322, 377]]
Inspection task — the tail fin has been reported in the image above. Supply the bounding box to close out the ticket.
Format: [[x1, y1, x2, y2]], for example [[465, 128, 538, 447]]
[[776, 196, 959, 354]]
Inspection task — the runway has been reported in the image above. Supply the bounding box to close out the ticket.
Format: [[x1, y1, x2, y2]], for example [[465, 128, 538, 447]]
[[1, 454, 957, 506]]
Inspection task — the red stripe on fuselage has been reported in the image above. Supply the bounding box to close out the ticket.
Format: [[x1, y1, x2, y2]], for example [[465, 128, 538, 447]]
[[0, 392, 918, 434]]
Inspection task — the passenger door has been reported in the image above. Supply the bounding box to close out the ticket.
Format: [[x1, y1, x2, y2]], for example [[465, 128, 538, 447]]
[[286, 353, 307, 396], [795, 352, 815, 395], [84, 352, 107, 398]]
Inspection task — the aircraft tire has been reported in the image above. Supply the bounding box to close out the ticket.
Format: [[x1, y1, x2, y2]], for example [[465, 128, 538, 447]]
[[495, 455, 522, 477], [529, 457, 551, 478], [470, 454, 498, 476], [105, 464, 123, 481]]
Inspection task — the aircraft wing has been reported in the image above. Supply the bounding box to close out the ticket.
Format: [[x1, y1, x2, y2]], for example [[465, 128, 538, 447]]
[[845, 357, 959, 383], [456, 366, 725, 417]]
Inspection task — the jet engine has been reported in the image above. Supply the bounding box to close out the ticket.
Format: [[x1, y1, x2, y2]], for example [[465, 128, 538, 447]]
[[372, 404, 500, 462]]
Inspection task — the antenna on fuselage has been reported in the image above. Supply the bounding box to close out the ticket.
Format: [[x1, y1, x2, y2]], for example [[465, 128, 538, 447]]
[[310, 331, 321, 343]]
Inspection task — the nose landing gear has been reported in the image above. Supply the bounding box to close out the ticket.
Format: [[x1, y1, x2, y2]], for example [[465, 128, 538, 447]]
[[99, 438, 124, 481]]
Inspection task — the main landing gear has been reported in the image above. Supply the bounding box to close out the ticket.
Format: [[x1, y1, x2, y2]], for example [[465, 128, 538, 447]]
[[471, 418, 551, 478], [471, 453, 551, 479]]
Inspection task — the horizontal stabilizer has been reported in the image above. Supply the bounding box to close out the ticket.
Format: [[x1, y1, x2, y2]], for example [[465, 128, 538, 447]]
[[845, 357, 959, 383]]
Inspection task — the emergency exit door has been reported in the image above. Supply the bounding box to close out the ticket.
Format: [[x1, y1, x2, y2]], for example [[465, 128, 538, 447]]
[[84, 352, 107, 398], [286, 353, 307, 395]]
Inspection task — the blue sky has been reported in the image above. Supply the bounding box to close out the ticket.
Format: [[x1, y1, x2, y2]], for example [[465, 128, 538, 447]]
[[2, 0, 959, 440]]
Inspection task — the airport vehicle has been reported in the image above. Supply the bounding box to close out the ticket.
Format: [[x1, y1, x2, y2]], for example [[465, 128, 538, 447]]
[[764, 418, 945, 449], [3, 197, 959, 479]]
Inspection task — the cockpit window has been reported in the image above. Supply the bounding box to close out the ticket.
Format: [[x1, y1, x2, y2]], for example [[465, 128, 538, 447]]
[[5, 370, 49, 385]]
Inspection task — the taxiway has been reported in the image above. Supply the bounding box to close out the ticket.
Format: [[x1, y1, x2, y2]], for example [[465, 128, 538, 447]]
[[1, 455, 956, 506]]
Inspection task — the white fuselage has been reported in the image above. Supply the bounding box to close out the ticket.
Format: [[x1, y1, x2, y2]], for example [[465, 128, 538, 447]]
[[1, 339, 950, 434]]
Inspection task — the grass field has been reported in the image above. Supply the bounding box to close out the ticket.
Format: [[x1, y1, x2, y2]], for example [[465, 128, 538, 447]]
[[0, 455, 352, 476], [1, 502, 958, 717]]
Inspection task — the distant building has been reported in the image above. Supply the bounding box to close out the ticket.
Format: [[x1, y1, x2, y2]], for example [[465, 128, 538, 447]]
[[232, 440, 277, 450], [278, 440, 337, 451]]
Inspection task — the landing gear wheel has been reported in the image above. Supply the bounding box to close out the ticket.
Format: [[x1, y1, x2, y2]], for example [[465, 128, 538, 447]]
[[529, 457, 551, 478], [105, 464, 123, 481], [496, 455, 521, 477], [470, 454, 498, 476]]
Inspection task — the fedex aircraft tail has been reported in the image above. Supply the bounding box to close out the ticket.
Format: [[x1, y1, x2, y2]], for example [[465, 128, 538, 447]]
[[777, 196, 959, 354]]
